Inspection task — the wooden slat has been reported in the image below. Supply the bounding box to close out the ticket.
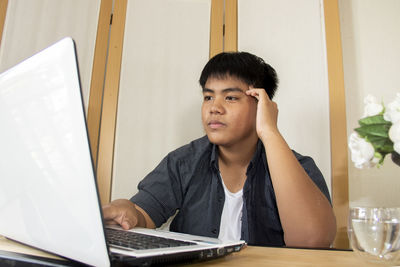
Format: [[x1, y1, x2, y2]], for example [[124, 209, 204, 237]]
[[224, 0, 237, 52], [87, 0, 113, 168], [96, 0, 127, 205], [210, 0, 224, 58], [0, 0, 8, 46], [323, 0, 350, 249]]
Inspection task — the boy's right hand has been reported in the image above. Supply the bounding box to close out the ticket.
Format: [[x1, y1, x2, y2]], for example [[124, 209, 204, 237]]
[[102, 199, 146, 230]]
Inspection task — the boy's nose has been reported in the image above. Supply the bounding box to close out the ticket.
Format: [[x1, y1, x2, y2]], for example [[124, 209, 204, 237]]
[[210, 98, 224, 114]]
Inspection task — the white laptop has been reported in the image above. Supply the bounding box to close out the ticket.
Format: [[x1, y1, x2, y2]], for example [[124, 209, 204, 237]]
[[0, 37, 245, 266]]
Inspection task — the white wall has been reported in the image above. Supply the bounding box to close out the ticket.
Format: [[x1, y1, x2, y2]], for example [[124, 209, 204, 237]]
[[339, 0, 400, 207], [0, 0, 101, 110], [238, 0, 332, 193], [111, 0, 211, 200]]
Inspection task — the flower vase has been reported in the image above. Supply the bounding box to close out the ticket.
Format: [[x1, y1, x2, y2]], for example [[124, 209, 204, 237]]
[[392, 152, 400, 167]]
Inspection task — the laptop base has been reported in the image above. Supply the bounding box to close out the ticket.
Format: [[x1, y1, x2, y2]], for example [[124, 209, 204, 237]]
[[111, 243, 244, 266]]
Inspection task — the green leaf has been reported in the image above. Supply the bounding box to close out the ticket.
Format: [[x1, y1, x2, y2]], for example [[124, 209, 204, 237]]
[[368, 138, 388, 151], [380, 142, 395, 153], [366, 135, 386, 143], [355, 124, 390, 138], [358, 115, 391, 126]]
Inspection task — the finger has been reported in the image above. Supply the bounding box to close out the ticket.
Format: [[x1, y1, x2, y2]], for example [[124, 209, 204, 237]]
[[247, 86, 264, 92], [104, 219, 118, 226], [247, 89, 272, 103], [103, 205, 130, 226], [247, 92, 260, 100], [120, 214, 138, 230], [121, 220, 132, 230], [107, 212, 133, 229], [246, 87, 266, 95], [102, 204, 119, 220], [246, 89, 260, 100]]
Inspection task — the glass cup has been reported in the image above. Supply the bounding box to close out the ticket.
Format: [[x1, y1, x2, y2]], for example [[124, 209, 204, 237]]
[[348, 207, 400, 265]]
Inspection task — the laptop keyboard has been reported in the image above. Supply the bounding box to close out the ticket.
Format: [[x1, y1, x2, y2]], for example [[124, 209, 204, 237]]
[[106, 228, 197, 250]]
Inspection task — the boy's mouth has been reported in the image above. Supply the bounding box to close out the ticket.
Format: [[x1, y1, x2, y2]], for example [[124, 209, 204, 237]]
[[208, 120, 226, 129]]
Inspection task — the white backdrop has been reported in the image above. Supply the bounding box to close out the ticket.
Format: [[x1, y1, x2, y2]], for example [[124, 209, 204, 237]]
[[111, 0, 211, 200], [0, 0, 100, 110], [340, 0, 400, 207], [238, 0, 332, 193]]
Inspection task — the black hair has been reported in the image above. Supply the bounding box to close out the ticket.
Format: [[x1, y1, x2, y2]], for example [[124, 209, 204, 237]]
[[199, 51, 278, 99]]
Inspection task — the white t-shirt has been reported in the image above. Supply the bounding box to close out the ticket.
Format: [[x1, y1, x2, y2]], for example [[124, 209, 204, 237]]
[[218, 176, 243, 242]]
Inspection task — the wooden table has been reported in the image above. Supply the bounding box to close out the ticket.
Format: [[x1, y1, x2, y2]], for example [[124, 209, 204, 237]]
[[0, 235, 391, 266], [188, 246, 388, 267]]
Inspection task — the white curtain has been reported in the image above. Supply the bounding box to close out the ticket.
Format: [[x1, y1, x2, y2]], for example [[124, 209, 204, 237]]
[[238, 0, 332, 192], [0, 0, 101, 110], [111, 0, 211, 199]]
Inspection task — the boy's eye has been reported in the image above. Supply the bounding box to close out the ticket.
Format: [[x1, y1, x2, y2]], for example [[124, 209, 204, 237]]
[[226, 96, 238, 101], [204, 96, 212, 101]]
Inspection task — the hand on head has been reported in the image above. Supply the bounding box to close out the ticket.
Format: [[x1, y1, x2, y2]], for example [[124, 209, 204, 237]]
[[246, 87, 279, 140]]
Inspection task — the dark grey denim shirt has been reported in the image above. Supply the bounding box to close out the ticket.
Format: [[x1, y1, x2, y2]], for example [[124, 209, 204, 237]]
[[130, 136, 330, 246]]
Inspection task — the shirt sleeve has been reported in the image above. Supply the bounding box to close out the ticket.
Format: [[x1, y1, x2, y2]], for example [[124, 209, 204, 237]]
[[130, 153, 183, 227], [294, 151, 332, 204]]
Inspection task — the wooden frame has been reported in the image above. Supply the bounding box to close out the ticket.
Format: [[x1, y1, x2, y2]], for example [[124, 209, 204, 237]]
[[0, 0, 8, 46], [210, 0, 237, 57], [87, 0, 113, 168], [224, 0, 237, 52], [210, 0, 224, 58], [96, 0, 128, 205], [95, 0, 224, 205], [323, 0, 349, 249]]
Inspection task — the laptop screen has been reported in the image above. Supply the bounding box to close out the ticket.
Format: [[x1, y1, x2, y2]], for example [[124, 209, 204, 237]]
[[0, 38, 110, 267]]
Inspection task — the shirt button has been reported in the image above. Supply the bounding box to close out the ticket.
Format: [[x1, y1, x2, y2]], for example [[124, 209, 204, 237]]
[[212, 229, 217, 234]]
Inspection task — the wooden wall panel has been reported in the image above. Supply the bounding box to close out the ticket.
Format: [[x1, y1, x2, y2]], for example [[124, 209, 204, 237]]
[[96, 0, 127, 205], [323, 0, 349, 249], [0, 0, 7, 46], [224, 0, 237, 52], [210, 0, 223, 58], [87, 0, 113, 168]]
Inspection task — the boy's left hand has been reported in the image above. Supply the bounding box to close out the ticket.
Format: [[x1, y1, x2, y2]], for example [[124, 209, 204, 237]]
[[246, 87, 279, 140]]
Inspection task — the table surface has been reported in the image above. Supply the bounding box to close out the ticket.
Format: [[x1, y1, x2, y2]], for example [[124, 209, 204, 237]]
[[188, 246, 389, 267], [0, 235, 394, 266]]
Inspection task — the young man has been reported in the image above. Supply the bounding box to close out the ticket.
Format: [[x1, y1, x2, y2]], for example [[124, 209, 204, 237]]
[[103, 52, 336, 247]]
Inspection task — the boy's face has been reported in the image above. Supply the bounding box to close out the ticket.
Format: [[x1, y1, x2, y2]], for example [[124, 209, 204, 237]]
[[201, 76, 258, 147]]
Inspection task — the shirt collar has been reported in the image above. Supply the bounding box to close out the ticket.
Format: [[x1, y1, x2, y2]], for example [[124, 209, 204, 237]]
[[210, 143, 219, 170], [209, 139, 264, 173], [246, 139, 264, 175]]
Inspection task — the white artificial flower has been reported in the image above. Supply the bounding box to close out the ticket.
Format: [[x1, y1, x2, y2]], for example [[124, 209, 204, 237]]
[[363, 94, 384, 118], [394, 143, 400, 155], [383, 93, 400, 123], [348, 132, 378, 169], [389, 121, 400, 154]]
